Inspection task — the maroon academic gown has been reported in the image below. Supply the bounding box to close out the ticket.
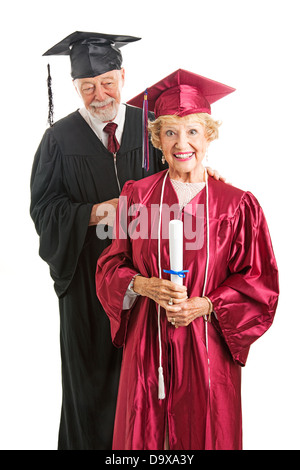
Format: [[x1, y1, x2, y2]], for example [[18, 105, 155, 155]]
[[95, 171, 279, 450]]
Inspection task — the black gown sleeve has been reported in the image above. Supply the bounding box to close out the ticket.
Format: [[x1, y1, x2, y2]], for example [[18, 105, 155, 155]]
[[30, 129, 94, 297]]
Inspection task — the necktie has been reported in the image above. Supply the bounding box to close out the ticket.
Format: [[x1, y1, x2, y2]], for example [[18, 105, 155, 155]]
[[103, 122, 120, 154]]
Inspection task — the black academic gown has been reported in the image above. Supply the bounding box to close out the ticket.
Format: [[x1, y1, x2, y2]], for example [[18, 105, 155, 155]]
[[30, 105, 165, 450]]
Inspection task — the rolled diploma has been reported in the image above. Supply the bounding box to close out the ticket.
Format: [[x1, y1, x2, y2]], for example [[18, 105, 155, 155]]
[[169, 219, 183, 286]]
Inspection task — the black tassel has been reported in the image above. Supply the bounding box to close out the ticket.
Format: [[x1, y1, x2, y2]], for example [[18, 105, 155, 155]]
[[47, 64, 54, 127]]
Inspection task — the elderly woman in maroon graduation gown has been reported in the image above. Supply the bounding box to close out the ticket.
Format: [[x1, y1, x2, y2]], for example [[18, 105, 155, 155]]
[[95, 69, 279, 450]]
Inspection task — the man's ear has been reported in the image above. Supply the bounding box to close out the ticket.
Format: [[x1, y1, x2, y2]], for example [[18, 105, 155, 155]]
[[121, 68, 125, 87], [73, 79, 80, 97]]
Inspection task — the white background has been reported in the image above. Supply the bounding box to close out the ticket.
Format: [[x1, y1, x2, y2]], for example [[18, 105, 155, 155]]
[[0, 0, 299, 450]]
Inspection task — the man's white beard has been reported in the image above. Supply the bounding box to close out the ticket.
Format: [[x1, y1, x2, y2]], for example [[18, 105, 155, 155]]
[[88, 97, 119, 122]]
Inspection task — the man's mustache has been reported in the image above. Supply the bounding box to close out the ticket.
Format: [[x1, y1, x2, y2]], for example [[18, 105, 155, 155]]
[[90, 97, 115, 108]]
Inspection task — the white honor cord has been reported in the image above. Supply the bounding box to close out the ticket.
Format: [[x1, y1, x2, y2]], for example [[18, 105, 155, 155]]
[[202, 167, 211, 387], [157, 171, 169, 400], [202, 168, 210, 300]]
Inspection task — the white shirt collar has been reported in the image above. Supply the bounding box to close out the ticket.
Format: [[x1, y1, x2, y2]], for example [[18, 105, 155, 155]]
[[79, 103, 126, 148]]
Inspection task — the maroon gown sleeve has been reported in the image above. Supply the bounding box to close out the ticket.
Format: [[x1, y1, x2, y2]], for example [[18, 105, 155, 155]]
[[208, 192, 279, 366], [96, 181, 140, 348]]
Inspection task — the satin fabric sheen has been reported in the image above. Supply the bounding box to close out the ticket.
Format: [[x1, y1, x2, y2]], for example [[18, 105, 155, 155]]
[[127, 69, 235, 117], [96, 171, 279, 450], [154, 84, 211, 117]]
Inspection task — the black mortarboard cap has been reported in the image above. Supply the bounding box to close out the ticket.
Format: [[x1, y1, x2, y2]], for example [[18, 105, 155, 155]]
[[43, 31, 141, 79]]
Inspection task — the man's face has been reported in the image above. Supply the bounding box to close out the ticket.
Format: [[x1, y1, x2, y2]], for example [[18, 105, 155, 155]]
[[75, 68, 125, 122]]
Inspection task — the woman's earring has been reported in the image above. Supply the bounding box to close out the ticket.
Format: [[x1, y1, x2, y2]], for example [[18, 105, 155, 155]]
[[205, 149, 209, 165], [162, 154, 166, 165]]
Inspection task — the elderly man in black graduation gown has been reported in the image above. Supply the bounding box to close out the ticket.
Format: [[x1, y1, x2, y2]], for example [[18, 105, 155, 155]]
[[30, 32, 166, 450]]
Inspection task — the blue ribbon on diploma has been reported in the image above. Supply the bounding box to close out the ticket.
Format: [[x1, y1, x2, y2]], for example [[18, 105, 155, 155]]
[[163, 269, 189, 278]]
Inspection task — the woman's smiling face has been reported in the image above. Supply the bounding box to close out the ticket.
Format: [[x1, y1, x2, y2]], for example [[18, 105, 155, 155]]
[[160, 116, 209, 182]]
